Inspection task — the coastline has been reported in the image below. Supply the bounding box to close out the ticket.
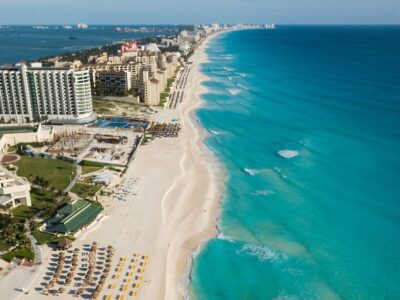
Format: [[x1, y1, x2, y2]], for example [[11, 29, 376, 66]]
[[11, 31, 226, 300], [164, 31, 226, 299]]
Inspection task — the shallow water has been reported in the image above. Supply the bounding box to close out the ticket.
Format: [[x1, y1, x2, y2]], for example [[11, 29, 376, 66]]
[[190, 26, 400, 300]]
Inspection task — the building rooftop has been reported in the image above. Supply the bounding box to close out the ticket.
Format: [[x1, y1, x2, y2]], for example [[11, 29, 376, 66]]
[[46, 199, 103, 233], [0, 166, 30, 187]]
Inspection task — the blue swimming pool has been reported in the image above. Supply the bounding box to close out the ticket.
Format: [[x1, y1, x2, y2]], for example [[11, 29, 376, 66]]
[[95, 117, 148, 129]]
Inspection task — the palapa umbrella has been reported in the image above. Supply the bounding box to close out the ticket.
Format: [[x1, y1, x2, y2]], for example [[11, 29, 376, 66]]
[[58, 287, 65, 294], [91, 290, 100, 299], [55, 269, 62, 278]]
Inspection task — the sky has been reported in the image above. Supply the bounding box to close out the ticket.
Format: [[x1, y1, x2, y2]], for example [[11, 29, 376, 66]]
[[0, 0, 399, 25]]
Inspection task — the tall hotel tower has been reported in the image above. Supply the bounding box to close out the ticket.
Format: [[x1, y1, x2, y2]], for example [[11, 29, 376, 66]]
[[0, 63, 95, 124]]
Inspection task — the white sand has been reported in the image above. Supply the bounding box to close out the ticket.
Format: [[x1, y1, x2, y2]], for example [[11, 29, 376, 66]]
[[12, 32, 224, 300]]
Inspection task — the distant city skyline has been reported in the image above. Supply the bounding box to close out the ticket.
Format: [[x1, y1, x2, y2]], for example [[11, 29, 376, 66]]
[[0, 0, 399, 25]]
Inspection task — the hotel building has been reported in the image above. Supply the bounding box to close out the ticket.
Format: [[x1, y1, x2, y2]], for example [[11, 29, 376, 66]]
[[0, 64, 95, 124], [95, 70, 132, 91], [0, 166, 31, 209]]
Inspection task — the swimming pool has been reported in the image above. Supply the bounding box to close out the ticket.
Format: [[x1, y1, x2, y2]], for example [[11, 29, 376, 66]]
[[95, 117, 148, 129]]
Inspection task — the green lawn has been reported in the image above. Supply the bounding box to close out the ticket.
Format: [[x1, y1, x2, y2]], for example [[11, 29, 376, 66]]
[[0, 242, 9, 251], [2, 250, 35, 262], [32, 231, 58, 245], [15, 156, 76, 191], [71, 183, 102, 199], [82, 165, 103, 175], [92, 99, 115, 114], [13, 187, 68, 221]]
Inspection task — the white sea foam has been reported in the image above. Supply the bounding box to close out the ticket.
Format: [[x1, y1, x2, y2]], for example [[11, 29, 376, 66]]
[[243, 168, 270, 176], [235, 72, 247, 77], [223, 54, 234, 60], [273, 294, 300, 300], [278, 149, 299, 159], [217, 233, 236, 243], [227, 88, 241, 96], [236, 83, 248, 90], [227, 76, 233, 81], [237, 243, 288, 263], [251, 189, 275, 196], [208, 129, 225, 135], [223, 66, 234, 72]]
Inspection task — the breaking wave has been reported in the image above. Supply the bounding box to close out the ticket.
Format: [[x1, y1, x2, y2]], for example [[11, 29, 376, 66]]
[[227, 88, 241, 96], [278, 150, 299, 159], [243, 168, 270, 176], [237, 243, 288, 263], [250, 189, 275, 196]]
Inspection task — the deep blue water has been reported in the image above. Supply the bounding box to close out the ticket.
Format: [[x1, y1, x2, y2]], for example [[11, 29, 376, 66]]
[[0, 25, 175, 65], [190, 27, 400, 300]]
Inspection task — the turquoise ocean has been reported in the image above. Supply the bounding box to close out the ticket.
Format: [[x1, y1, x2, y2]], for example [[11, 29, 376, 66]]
[[190, 27, 400, 299]]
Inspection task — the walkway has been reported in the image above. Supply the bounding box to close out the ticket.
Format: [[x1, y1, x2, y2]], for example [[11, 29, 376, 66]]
[[64, 164, 82, 193]]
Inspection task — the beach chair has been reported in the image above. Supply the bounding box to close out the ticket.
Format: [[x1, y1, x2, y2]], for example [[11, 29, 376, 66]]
[[129, 291, 139, 297], [104, 295, 112, 300]]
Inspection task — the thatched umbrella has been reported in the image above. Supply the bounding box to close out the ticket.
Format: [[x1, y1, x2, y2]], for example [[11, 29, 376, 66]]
[[55, 269, 62, 278], [58, 287, 65, 294], [74, 247, 79, 252], [77, 287, 84, 295], [91, 290, 100, 299]]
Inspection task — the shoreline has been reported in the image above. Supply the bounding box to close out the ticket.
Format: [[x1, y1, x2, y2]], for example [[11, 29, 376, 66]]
[[1, 31, 228, 300], [163, 31, 226, 299]]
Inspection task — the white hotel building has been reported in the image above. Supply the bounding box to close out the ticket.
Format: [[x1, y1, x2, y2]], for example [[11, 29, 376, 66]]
[[0, 64, 95, 124], [0, 165, 31, 208]]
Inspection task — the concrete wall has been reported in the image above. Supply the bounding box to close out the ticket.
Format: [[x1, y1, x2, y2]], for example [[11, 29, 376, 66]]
[[0, 125, 54, 158]]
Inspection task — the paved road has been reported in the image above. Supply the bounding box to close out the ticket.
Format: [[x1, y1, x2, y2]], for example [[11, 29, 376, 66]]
[[24, 223, 42, 265], [64, 164, 82, 193]]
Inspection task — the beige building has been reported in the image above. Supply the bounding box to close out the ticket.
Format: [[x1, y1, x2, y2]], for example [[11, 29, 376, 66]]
[[0, 166, 31, 208], [140, 71, 160, 105]]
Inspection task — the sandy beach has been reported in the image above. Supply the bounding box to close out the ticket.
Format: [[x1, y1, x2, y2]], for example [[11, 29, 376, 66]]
[[5, 32, 223, 300]]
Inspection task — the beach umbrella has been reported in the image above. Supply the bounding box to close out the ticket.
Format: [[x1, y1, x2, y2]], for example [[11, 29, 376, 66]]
[[91, 290, 100, 299], [77, 287, 84, 295], [58, 287, 65, 294]]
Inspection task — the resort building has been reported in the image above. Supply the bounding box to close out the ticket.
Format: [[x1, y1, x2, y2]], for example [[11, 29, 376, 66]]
[[0, 63, 95, 124], [140, 71, 160, 105], [45, 199, 103, 234], [0, 165, 31, 208], [94, 70, 132, 91]]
